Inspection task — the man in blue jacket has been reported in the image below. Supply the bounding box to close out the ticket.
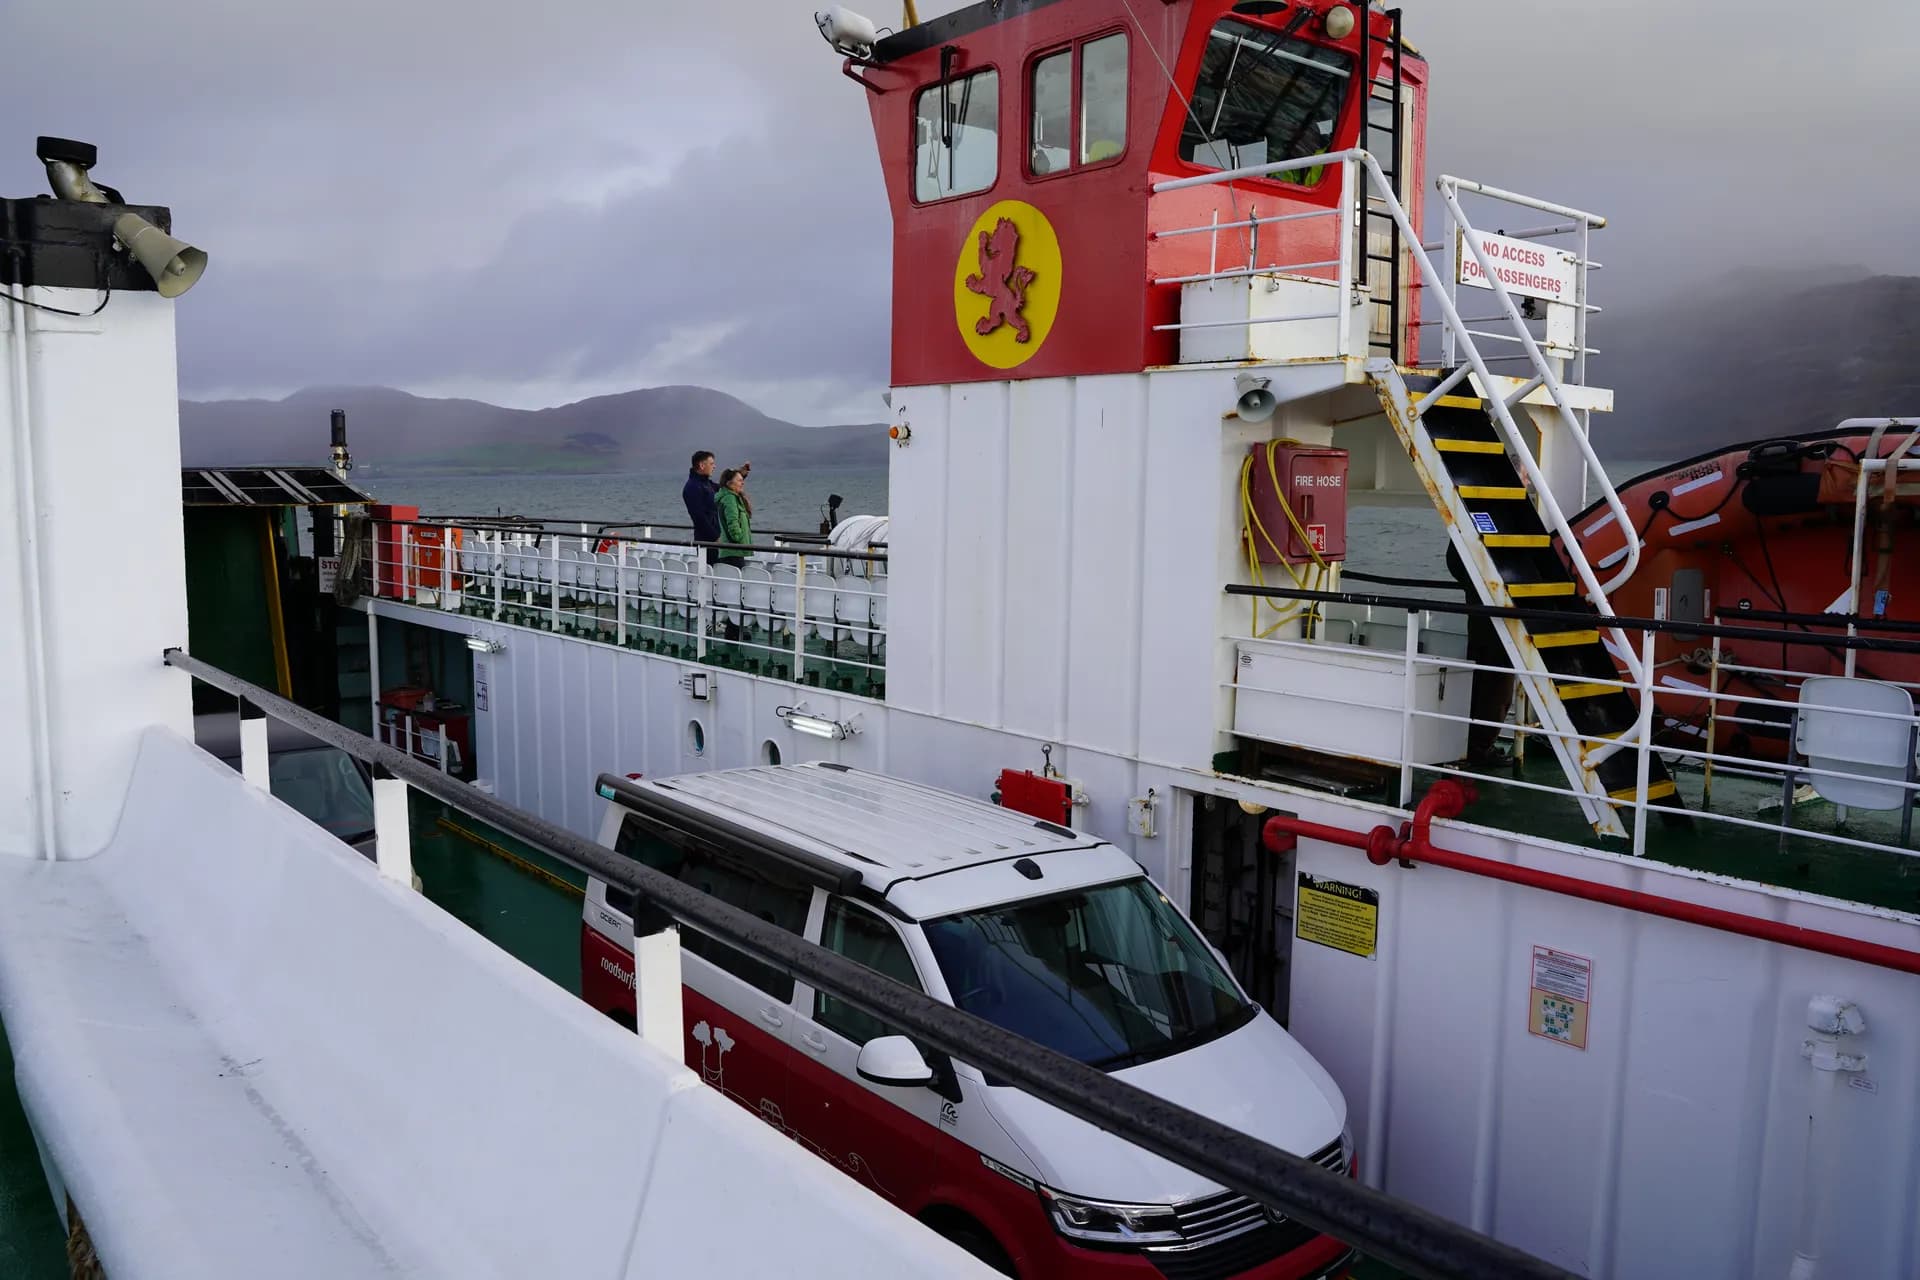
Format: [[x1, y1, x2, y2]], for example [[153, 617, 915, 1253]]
[[682, 451, 721, 563]]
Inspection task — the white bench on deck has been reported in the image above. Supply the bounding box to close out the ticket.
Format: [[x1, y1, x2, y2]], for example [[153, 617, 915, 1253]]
[[0, 729, 985, 1279]]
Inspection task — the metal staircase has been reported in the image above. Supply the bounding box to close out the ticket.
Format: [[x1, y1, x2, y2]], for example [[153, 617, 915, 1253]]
[[1372, 366, 1677, 836]]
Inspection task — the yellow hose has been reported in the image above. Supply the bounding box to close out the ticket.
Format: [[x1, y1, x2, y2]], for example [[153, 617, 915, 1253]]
[[1240, 442, 1338, 638]]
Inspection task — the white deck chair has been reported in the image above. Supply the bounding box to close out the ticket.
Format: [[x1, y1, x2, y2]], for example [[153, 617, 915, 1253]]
[[1783, 675, 1918, 844]]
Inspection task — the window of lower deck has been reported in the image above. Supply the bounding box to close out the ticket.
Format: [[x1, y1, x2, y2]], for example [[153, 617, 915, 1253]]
[[914, 68, 1000, 202], [1180, 17, 1352, 185]]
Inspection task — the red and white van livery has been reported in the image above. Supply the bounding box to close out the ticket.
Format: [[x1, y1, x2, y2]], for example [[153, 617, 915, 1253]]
[[581, 763, 1354, 1280]]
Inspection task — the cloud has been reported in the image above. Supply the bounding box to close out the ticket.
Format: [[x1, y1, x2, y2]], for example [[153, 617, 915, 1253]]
[[5, 0, 1914, 424]]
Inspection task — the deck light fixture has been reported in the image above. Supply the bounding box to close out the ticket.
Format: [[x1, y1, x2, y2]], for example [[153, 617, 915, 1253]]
[[1323, 4, 1356, 38], [777, 705, 857, 741], [465, 635, 504, 654]]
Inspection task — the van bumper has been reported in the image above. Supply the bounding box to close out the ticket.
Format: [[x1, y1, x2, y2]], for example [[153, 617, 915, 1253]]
[[1034, 1231, 1354, 1280]]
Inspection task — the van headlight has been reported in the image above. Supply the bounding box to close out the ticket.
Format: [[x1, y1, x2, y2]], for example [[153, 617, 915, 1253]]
[[1039, 1187, 1183, 1245]]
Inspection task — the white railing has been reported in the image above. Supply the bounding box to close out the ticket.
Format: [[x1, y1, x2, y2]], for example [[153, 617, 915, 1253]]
[[361, 518, 889, 699], [1153, 150, 1649, 778], [1230, 590, 1920, 864]]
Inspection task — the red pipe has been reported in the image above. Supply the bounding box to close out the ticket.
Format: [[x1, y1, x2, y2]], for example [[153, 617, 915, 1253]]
[[1262, 782, 1920, 977]]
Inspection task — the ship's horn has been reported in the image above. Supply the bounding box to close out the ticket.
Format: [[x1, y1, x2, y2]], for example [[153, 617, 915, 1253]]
[[113, 213, 207, 299]]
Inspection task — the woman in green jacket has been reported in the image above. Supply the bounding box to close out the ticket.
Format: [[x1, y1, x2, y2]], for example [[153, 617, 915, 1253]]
[[715, 469, 751, 567]]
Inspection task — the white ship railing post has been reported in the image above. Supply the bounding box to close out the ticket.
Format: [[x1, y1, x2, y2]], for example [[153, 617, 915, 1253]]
[[632, 908, 685, 1057], [1399, 611, 1419, 806], [440, 523, 453, 611], [492, 533, 504, 623], [400, 523, 414, 604], [1336, 156, 1354, 359], [695, 553, 709, 662], [239, 698, 270, 791], [616, 539, 628, 648], [1632, 627, 1657, 858], [548, 538, 560, 632], [794, 554, 809, 685], [372, 765, 414, 888]]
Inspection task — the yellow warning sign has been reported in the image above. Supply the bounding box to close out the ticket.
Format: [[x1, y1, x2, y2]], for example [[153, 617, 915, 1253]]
[[1527, 946, 1592, 1050], [1295, 874, 1378, 959]]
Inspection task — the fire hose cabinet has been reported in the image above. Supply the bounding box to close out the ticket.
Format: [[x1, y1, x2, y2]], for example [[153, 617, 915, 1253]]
[[1247, 443, 1348, 565]]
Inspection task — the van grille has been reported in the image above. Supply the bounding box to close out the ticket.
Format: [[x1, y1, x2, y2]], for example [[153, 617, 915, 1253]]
[[1144, 1139, 1347, 1280]]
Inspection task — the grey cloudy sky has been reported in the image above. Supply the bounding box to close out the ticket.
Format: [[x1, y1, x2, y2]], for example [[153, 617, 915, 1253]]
[[4, 0, 1914, 423]]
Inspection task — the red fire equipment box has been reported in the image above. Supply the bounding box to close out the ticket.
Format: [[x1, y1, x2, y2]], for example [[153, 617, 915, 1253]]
[[995, 769, 1075, 826], [1247, 442, 1348, 565]]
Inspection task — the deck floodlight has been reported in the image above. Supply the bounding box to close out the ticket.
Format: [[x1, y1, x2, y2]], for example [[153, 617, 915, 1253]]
[[777, 704, 856, 741], [1323, 4, 1356, 38], [466, 635, 504, 654]]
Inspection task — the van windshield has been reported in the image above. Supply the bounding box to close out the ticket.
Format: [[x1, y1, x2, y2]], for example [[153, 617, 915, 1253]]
[[923, 878, 1255, 1071], [270, 747, 375, 842]]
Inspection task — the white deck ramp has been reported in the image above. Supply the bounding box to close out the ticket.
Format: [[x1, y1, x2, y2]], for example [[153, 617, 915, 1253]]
[[0, 729, 987, 1279]]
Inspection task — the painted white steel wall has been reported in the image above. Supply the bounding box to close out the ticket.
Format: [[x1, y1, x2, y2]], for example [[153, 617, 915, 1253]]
[[887, 367, 1350, 776], [1280, 794, 1920, 1280], [0, 288, 191, 860]]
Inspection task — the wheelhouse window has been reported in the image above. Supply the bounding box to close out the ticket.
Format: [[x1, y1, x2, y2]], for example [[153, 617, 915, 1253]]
[[914, 68, 1000, 201], [1029, 31, 1128, 176], [923, 877, 1256, 1071], [1180, 17, 1352, 185]]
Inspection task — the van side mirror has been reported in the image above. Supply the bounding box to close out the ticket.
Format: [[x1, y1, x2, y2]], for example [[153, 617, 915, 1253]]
[[856, 1035, 936, 1088]]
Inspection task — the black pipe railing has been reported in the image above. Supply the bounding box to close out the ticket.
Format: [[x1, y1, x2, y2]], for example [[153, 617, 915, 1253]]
[[1230, 584, 1920, 656], [161, 646, 1576, 1280]]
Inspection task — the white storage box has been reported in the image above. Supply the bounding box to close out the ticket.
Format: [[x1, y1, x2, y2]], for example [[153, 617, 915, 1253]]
[[1233, 637, 1470, 766], [1179, 273, 1371, 365]]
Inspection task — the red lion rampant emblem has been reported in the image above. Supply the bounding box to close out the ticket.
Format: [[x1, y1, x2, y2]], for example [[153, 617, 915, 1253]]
[[963, 216, 1037, 343]]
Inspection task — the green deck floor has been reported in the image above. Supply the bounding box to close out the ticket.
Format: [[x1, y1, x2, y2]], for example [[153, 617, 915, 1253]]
[[0, 1019, 64, 1279]]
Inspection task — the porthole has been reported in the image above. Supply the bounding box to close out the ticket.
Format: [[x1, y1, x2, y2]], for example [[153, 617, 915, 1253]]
[[762, 739, 782, 766], [687, 720, 706, 756]]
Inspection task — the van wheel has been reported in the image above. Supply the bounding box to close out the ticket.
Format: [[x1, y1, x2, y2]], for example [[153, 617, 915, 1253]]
[[929, 1217, 1016, 1277]]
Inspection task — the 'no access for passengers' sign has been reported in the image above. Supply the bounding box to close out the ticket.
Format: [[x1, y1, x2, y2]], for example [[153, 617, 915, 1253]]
[[1296, 874, 1379, 959], [1456, 230, 1577, 305]]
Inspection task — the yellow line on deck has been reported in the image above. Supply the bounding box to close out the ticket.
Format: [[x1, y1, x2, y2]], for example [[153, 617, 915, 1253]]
[[437, 816, 585, 899], [1507, 581, 1577, 598]]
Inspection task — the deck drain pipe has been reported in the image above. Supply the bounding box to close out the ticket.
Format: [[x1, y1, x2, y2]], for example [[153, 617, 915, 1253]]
[[1787, 996, 1866, 1280]]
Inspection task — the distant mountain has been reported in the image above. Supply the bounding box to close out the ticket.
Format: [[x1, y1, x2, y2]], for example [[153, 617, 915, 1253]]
[[1594, 273, 1920, 460], [178, 384, 884, 473]]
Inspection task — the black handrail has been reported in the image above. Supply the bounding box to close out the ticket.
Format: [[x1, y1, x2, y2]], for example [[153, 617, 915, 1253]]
[[161, 646, 1576, 1280], [1229, 584, 1920, 656]]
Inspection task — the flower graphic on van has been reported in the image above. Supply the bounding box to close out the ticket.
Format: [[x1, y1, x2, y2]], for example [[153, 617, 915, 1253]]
[[690, 1020, 734, 1086]]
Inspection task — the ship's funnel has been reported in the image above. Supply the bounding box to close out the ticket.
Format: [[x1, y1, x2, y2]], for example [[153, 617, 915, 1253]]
[[112, 213, 207, 299]]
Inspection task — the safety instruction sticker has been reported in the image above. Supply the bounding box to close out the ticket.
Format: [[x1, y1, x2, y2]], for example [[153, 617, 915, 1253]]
[[1470, 511, 1498, 534], [1528, 946, 1591, 1050], [1296, 874, 1379, 959]]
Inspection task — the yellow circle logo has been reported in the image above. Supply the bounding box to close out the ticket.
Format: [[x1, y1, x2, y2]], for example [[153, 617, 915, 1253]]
[[952, 200, 1061, 369]]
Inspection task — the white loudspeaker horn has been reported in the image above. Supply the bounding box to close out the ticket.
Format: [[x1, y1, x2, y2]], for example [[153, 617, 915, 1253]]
[[1234, 373, 1277, 423], [113, 212, 207, 299]]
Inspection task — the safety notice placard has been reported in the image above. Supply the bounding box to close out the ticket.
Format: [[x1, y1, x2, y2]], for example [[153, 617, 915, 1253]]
[[1296, 874, 1378, 959], [1528, 945, 1591, 1050], [1456, 230, 1577, 305]]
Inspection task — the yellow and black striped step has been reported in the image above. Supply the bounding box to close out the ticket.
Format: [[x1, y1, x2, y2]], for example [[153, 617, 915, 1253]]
[[1434, 437, 1506, 455], [1610, 779, 1678, 802], [1554, 680, 1619, 700], [1458, 484, 1528, 501], [1530, 628, 1600, 648], [1483, 533, 1550, 548], [1506, 581, 1577, 599]]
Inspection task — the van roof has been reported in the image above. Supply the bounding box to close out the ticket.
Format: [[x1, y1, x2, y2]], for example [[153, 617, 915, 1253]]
[[598, 763, 1106, 896]]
